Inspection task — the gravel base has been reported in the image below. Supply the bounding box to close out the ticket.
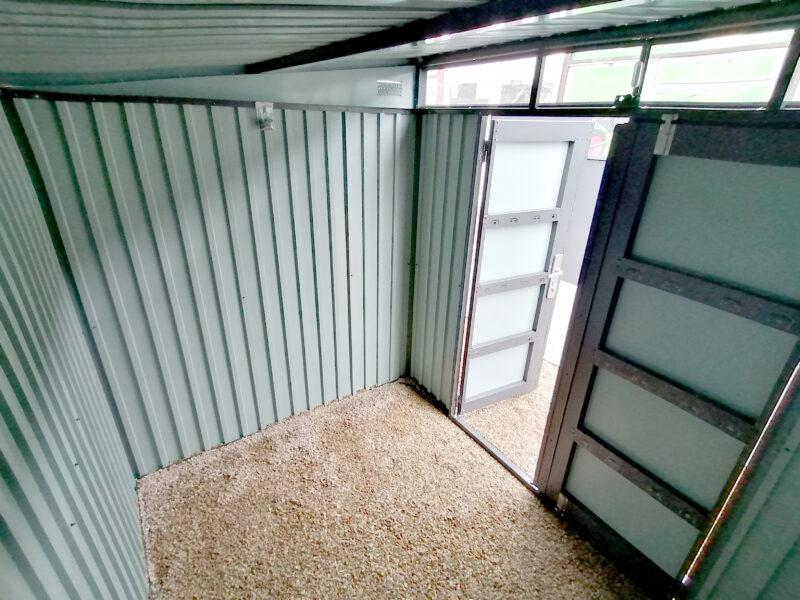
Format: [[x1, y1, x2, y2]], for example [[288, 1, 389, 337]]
[[138, 380, 645, 599], [462, 361, 559, 476]]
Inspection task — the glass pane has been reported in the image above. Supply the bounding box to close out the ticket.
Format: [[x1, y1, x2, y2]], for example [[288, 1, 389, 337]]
[[539, 46, 641, 105], [478, 223, 552, 283], [566, 447, 700, 577], [641, 29, 794, 104], [584, 369, 745, 510], [424, 57, 536, 106], [465, 343, 529, 398], [472, 286, 542, 345], [487, 141, 568, 212], [605, 281, 797, 419], [633, 156, 800, 304]]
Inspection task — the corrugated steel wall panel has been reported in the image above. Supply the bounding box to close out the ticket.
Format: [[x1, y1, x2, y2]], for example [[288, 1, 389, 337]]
[[15, 98, 416, 475], [0, 0, 481, 84], [0, 103, 146, 598], [410, 113, 481, 404]]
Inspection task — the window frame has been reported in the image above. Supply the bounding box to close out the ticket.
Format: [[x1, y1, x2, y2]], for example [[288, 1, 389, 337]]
[[534, 41, 647, 109], [420, 54, 540, 109], [637, 28, 798, 109], [418, 22, 800, 113]]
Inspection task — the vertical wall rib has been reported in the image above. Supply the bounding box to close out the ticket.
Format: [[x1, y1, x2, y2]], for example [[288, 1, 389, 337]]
[[409, 114, 481, 405], [15, 98, 416, 475], [1, 103, 146, 598]]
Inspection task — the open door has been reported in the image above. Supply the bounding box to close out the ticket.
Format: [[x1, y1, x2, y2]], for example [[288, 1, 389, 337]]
[[537, 114, 800, 596], [456, 118, 590, 413]]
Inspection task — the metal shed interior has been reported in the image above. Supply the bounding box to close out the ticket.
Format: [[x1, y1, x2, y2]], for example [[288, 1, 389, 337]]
[[2, 1, 799, 599]]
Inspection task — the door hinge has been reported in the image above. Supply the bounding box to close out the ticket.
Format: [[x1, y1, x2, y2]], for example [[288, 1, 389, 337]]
[[654, 113, 678, 155]]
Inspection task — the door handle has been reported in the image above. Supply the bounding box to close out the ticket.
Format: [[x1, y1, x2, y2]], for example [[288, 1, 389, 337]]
[[546, 253, 564, 299]]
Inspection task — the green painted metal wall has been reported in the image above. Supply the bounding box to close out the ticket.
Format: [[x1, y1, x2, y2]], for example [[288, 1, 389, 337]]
[[409, 113, 482, 405], [15, 98, 416, 475], [0, 103, 147, 598]]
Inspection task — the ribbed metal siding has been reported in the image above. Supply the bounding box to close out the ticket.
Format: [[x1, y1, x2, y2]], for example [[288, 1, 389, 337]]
[[410, 113, 481, 404], [16, 98, 415, 475], [0, 104, 146, 598], [0, 0, 481, 84]]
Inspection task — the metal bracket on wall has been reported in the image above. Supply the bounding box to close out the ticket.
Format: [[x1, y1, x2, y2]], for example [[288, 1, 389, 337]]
[[653, 113, 678, 155], [255, 102, 275, 131]]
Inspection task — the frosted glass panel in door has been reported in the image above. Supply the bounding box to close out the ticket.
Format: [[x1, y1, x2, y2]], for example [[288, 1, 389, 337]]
[[487, 141, 569, 213], [465, 344, 529, 399], [472, 285, 542, 345], [632, 155, 800, 304], [479, 223, 552, 282]]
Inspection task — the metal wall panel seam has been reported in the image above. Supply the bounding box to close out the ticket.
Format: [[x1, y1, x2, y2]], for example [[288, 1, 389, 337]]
[[345, 112, 365, 393], [362, 113, 379, 389], [377, 113, 394, 384], [264, 108, 307, 416], [305, 110, 338, 405], [235, 106, 283, 425], [283, 109, 320, 411], [403, 113, 424, 377], [254, 112, 295, 421], [410, 115, 436, 381], [392, 113, 413, 379], [324, 111, 352, 398]]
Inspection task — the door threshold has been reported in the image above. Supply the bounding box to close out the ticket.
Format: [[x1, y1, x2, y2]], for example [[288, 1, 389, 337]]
[[450, 415, 540, 495]]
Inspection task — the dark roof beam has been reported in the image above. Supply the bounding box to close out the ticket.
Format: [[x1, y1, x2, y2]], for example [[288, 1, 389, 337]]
[[244, 0, 613, 73]]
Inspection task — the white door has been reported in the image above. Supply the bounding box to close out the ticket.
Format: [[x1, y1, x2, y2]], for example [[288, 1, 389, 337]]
[[457, 118, 590, 413]]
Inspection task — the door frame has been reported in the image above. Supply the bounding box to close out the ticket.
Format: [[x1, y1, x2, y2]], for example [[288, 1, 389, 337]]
[[535, 111, 800, 597], [450, 116, 591, 415]]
